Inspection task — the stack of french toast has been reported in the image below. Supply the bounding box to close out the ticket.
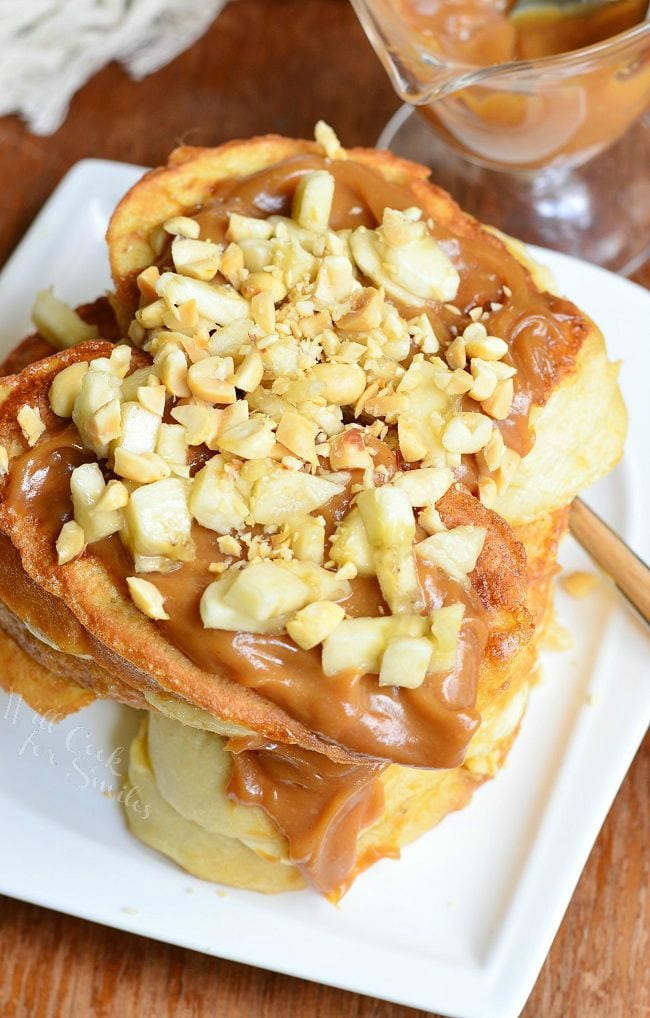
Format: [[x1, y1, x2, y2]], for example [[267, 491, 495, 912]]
[[0, 125, 626, 897]]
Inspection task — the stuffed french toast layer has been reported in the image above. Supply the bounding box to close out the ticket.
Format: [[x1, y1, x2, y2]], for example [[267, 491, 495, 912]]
[[0, 125, 625, 896]]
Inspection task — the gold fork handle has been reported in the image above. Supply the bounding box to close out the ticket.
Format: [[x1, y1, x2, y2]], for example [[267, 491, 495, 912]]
[[569, 498, 650, 626]]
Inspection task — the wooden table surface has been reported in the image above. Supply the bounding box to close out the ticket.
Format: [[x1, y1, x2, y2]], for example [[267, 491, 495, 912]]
[[0, 3, 648, 1016]]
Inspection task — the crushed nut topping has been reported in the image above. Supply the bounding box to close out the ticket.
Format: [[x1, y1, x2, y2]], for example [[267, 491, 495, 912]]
[[42, 123, 524, 685], [17, 405, 46, 447], [56, 520, 86, 565]]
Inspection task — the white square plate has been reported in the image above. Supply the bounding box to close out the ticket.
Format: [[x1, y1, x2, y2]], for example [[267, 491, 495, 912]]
[[0, 160, 648, 1018]]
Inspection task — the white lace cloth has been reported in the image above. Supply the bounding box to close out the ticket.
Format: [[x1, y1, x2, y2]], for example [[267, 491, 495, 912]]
[[0, 0, 229, 135]]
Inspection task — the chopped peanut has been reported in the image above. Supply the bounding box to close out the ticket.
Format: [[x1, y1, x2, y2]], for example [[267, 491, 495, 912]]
[[17, 405, 46, 447], [127, 577, 170, 620], [56, 521, 86, 565]]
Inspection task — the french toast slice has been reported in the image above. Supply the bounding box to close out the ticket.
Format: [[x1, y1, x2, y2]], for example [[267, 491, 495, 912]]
[[107, 134, 626, 526], [0, 342, 533, 768]]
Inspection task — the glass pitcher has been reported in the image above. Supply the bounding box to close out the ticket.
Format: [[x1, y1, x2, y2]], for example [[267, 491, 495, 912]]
[[351, 0, 650, 270]]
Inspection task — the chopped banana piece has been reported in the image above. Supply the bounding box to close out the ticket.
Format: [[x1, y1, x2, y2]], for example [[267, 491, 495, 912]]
[[292, 171, 335, 233], [217, 415, 276, 459], [0, 445, 8, 476], [286, 514, 325, 564], [250, 468, 344, 525], [124, 477, 194, 561], [322, 616, 393, 676], [200, 573, 282, 634], [378, 637, 432, 688], [373, 545, 423, 615], [321, 614, 428, 676], [114, 449, 171, 484], [223, 560, 311, 621], [277, 559, 350, 604], [56, 520, 86, 566], [156, 423, 189, 476], [233, 347, 264, 393], [171, 237, 221, 281], [329, 507, 375, 576], [114, 401, 161, 456], [209, 318, 258, 357], [429, 604, 465, 672], [49, 362, 89, 418], [415, 525, 486, 582], [313, 255, 358, 304], [357, 485, 414, 547], [357, 486, 422, 614], [127, 577, 170, 621], [393, 467, 454, 507], [32, 290, 98, 349], [17, 405, 46, 447], [70, 463, 123, 543], [170, 403, 221, 447], [189, 457, 249, 534], [395, 358, 452, 463], [276, 411, 318, 465], [156, 272, 249, 325], [287, 600, 345, 650], [350, 217, 459, 305]]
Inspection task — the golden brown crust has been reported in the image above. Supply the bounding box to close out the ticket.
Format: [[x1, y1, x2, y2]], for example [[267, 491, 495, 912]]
[[0, 623, 94, 719], [439, 486, 533, 661], [0, 346, 533, 764]]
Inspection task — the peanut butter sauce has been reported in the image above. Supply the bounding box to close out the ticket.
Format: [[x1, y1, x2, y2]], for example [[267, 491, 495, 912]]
[[6, 426, 485, 769], [189, 153, 589, 457], [226, 740, 387, 897]]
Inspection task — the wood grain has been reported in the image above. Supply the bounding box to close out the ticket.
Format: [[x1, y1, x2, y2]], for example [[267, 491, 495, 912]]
[[570, 499, 650, 624], [0, 2, 648, 1016]]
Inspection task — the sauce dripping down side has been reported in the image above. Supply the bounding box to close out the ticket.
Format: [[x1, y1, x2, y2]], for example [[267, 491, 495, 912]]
[[227, 740, 387, 897], [6, 427, 487, 769]]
